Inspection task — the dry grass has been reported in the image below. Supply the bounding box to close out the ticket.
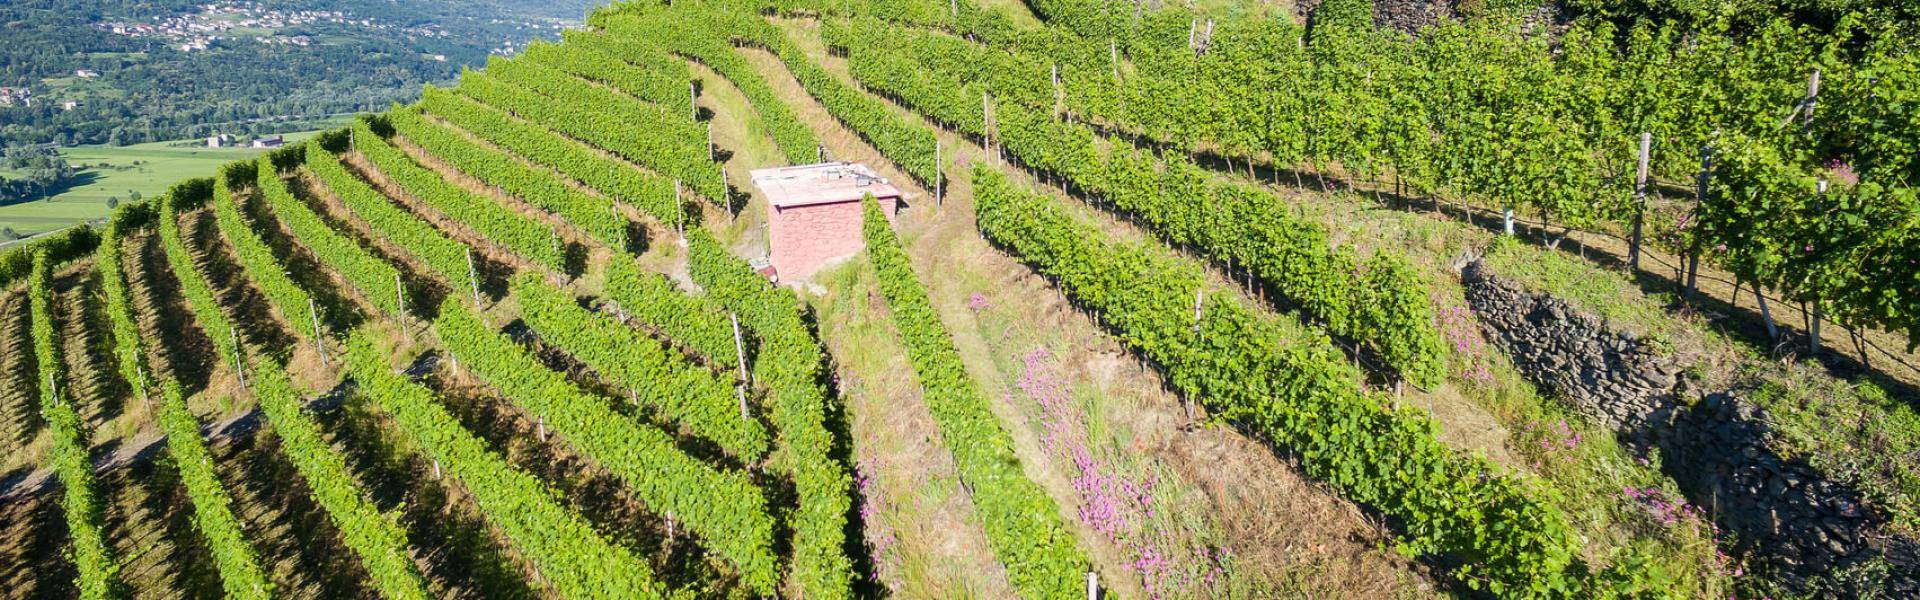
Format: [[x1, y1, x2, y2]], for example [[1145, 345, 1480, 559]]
[[809, 258, 1020, 597]]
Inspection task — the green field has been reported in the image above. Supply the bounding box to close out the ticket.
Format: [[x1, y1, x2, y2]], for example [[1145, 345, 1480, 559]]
[[0, 129, 329, 244]]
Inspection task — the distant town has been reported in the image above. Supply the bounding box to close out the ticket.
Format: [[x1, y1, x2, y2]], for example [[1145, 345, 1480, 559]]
[[89, 1, 490, 53]]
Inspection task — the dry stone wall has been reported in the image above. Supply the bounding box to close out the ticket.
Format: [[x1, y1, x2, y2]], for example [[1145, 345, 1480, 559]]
[[1461, 260, 1917, 594]]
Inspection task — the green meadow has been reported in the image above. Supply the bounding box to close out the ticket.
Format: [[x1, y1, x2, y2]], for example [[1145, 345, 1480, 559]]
[[0, 129, 329, 245]]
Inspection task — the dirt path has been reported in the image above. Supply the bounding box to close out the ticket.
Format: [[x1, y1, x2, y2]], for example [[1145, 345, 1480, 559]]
[[744, 27, 1432, 596]]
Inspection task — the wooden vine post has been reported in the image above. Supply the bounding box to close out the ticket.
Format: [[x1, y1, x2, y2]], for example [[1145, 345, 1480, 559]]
[[1810, 179, 1828, 355], [310, 297, 325, 362], [465, 248, 482, 304], [1052, 63, 1064, 117], [1183, 287, 1204, 425], [983, 91, 995, 163], [1687, 143, 1711, 301], [232, 327, 247, 388], [1086, 571, 1099, 600], [731, 313, 750, 421], [689, 81, 698, 121], [1629, 132, 1650, 271], [935, 140, 944, 208], [674, 181, 686, 240], [394, 272, 406, 313]]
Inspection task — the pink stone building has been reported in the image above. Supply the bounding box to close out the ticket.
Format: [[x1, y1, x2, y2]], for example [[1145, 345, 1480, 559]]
[[754, 162, 901, 282]]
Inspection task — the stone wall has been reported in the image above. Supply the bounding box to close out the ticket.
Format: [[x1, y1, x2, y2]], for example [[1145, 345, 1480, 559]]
[[1461, 260, 1916, 594], [1460, 260, 1677, 429]]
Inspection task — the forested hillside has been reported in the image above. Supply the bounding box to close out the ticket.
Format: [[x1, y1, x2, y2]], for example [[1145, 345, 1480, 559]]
[[0, 0, 597, 147]]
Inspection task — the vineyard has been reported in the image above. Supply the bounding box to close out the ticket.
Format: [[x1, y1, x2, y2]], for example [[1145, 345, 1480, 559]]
[[3, 0, 1919, 598]]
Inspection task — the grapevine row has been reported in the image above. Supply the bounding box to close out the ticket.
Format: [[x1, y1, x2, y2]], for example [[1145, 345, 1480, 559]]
[[826, 19, 1448, 386], [341, 330, 668, 599], [684, 229, 853, 599], [599, 12, 819, 165], [971, 166, 1591, 595], [414, 87, 688, 225], [603, 255, 741, 370], [511, 271, 770, 460], [253, 155, 407, 316], [210, 167, 324, 347], [859, 195, 1090, 596], [916, 1, 1920, 350], [386, 107, 627, 251], [159, 184, 432, 599], [28, 251, 123, 599], [0, 225, 99, 289], [530, 34, 690, 107], [679, 5, 941, 185], [99, 194, 272, 597], [459, 63, 726, 202], [353, 118, 566, 270], [431, 297, 780, 592], [306, 140, 472, 287]]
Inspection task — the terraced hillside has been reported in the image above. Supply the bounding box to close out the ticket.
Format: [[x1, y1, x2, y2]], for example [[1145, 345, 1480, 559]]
[[3, 0, 1918, 598]]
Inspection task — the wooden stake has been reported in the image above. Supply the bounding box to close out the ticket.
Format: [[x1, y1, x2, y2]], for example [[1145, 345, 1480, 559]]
[[310, 297, 325, 361], [538, 415, 547, 442], [1811, 303, 1823, 356], [675, 181, 685, 240], [1087, 571, 1099, 600], [935, 140, 943, 207], [1803, 68, 1821, 129], [395, 272, 405, 313], [1052, 63, 1064, 117], [1630, 132, 1650, 271], [466, 248, 481, 304], [690, 81, 698, 121], [731, 313, 750, 421], [1689, 143, 1712, 300], [231, 327, 246, 388]]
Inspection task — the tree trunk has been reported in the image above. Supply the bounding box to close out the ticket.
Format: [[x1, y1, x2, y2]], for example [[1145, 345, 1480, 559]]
[[1852, 328, 1872, 369]]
